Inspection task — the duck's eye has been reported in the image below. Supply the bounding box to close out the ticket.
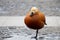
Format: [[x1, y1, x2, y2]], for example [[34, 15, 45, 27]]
[[30, 12, 34, 17], [31, 12, 34, 15]]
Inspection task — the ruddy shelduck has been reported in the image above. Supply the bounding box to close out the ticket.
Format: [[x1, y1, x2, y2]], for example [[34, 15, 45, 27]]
[[24, 7, 47, 40]]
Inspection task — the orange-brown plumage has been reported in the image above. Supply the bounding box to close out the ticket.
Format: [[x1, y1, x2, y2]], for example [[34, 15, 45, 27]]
[[24, 7, 47, 40], [24, 7, 46, 30]]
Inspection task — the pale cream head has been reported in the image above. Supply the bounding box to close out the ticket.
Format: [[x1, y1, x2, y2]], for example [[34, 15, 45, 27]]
[[30, 7, 39, 13], [30, 7, 39, 17]]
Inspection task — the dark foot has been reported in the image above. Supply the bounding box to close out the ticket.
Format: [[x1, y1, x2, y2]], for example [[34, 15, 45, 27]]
[[31, 36, 38, 40], [31, 36, 36, 39]]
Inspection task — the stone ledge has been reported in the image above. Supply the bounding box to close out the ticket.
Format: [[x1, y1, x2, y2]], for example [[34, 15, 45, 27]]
[[0, 16, 60, 26]]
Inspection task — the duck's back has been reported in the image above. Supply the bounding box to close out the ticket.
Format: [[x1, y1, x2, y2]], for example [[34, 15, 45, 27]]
[[24, 12, 46, 30]]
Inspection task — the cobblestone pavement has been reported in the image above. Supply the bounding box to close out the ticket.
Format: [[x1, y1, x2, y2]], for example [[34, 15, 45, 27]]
[[0, 0, 60, 16]]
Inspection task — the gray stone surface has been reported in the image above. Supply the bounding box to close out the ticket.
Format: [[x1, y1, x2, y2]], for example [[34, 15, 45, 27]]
[[0, 0, 60, 16], [0, 26, 60, 40]]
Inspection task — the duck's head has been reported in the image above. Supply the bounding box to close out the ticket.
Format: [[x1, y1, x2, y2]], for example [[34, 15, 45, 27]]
[[30, 7, 39, 17]]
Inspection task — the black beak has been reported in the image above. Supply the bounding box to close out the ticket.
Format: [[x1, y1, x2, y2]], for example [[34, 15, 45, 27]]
[[30, 12, 34, 17]]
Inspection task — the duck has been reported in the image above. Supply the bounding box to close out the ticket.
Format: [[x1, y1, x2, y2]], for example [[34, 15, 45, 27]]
[[24, 7, 47, 40]]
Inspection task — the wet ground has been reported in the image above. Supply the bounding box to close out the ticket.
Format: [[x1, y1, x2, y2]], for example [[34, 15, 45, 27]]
[[0, 26, 60, 40], [0, 16, 60, 40]]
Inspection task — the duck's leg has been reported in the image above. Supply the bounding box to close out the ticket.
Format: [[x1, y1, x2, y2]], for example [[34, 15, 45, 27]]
[[35, 29, 38, 40], [31, 29, 38, 40]]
